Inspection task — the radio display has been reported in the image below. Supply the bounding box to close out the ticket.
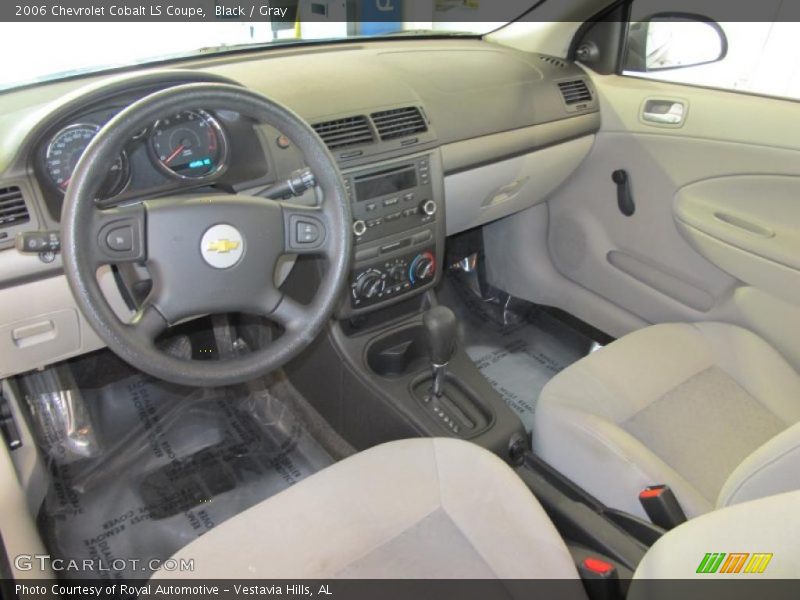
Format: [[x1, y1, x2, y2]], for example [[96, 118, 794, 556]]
[[354, 166, 417, 201]]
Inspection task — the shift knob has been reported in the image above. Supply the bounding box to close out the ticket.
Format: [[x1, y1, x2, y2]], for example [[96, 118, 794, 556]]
[[423, 306, 457, 366]]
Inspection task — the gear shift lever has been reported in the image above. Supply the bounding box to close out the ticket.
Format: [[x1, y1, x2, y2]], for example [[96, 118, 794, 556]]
[[423, 306, 458, 398]]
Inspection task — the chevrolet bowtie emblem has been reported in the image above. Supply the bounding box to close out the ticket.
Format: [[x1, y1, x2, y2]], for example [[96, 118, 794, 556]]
[[207, 239, 241, 254]]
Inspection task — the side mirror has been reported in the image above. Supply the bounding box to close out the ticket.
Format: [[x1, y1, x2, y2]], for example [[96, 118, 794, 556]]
[[624, 14, 727, 72]]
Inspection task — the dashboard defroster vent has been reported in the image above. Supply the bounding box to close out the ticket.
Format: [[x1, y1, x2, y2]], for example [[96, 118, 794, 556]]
[[371, 106, 428, 141], [312, 115, 375, 150], [558, 79, 593, 105], [0, 186, 29, 229], [540, 55, 568, 69]]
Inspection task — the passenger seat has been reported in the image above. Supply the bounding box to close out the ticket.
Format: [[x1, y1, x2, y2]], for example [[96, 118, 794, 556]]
[[533, 322, 800, 520]]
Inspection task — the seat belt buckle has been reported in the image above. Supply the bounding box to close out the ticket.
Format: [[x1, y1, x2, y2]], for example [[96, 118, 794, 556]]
[[639, 485, 687, 530], [578, 557, 621, 600]]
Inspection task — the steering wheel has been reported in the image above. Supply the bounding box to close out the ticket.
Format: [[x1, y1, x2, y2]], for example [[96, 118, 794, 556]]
[[61, 83, 352, 387]]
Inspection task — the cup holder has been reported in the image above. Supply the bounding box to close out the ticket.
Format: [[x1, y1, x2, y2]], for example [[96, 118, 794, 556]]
[[366, 325, 430, 378]]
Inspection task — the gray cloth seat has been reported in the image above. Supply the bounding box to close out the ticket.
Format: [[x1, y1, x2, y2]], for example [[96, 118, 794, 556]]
[[533, 322, 800, 520], [153, 438, 583, 580], [154, 436, 799, 582]]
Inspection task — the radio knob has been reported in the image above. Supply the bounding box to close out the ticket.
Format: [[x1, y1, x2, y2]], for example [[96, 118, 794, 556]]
[[352, 220, 367, 237], [421, 200, 437, 217], [356, 270, 385, 299]]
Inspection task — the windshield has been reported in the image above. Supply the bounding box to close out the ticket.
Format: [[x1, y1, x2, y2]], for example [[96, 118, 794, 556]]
[[0, 20, 507, 92]]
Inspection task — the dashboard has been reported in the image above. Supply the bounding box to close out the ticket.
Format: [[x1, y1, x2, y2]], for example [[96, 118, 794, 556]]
[[0, 38, 600, 378]]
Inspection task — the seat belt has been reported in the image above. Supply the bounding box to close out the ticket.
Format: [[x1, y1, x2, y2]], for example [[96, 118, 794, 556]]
[[639, 485, 687, 530]]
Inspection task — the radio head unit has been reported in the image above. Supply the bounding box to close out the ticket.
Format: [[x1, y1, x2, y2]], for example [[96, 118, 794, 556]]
[[354, 164, 418, 202]]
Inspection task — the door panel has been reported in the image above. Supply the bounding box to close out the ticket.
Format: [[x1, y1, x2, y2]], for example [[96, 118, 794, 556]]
[[543, 73, 800, 369], [675, 175, 800, 304]]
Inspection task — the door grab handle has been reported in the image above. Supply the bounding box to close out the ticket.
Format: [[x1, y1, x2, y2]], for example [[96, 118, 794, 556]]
[[714, 212, 775, 238], [643, 100, 685, 125], [612, 170, 635, 217]]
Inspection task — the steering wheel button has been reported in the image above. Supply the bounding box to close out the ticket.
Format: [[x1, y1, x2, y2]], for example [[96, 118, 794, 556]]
[[106, 226, 134, 252], [296, 221, 319, 244]]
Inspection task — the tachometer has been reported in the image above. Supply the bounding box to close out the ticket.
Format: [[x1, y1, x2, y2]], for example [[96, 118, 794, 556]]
[[45, 123, 129, 197], [149, 110, 228, 180]]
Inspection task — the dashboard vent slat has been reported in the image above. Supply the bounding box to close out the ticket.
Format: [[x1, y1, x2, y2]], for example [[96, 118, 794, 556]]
[[0, 186, 29, 228], [312, 115, 375, 150], [558, 79, 592, 105], [540, 55, 567, 69], [371, 107, 428, 141]]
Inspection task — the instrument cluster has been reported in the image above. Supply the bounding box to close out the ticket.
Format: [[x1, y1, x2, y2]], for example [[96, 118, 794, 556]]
[[36, 103, 270, 219]]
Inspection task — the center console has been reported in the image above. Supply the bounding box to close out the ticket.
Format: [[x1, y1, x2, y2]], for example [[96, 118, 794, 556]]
[[284, 146, 527, 460], [337, 150, 445, 318]]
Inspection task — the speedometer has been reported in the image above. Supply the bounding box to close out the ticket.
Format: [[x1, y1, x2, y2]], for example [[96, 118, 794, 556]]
[[45, 123, 129, 197], [149, 110, 228, 180]]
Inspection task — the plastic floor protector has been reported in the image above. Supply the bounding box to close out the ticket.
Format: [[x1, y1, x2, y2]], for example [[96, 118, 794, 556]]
[[25, 371, 332, 580], [438, 274, 600, 432]]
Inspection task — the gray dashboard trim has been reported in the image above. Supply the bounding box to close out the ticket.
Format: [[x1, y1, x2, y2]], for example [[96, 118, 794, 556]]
[[0, 247, 60, 290], [441, 112, 601, 175]]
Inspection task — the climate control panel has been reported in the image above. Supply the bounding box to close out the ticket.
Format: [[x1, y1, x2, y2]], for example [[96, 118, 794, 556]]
[[350, 249, 436, 309]]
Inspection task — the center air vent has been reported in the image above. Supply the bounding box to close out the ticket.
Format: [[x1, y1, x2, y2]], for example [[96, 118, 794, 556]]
[[0, 186, 29, 229], [371, 107, 428, 141], [312, 115, 374, 150], [558, 79, 593, 105]]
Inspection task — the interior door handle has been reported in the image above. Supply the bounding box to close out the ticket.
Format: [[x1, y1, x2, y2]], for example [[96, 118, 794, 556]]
[[642, 100, 685, 125]]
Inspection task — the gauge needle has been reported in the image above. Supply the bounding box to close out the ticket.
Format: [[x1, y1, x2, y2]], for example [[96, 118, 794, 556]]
[[164, 144, 186, 165], [60, 176, 71, 190]]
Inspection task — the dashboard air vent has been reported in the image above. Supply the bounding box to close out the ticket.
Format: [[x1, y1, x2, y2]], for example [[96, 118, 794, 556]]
[[312, 115, 375, 150], [558, 79, 592, 105], [0, 186, 29, 229], [371, 106, 428, 141], [540, 55, 567, 68]]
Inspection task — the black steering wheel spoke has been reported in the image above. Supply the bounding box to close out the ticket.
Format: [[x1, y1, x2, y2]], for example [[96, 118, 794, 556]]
[[282, 202, 332, 257], [89, 203, 147, 267], [127, 302, 169, 345], [265, 294, 312, 333]]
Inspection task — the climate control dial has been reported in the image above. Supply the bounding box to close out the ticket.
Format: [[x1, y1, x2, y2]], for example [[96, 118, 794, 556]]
[[354, 269, 386, 300], [387, 264, 406, 284], [409, 251, 436, 284]]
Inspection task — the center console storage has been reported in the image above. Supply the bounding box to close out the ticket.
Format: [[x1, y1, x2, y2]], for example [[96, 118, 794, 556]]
[[365, 324, 429, 377]]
